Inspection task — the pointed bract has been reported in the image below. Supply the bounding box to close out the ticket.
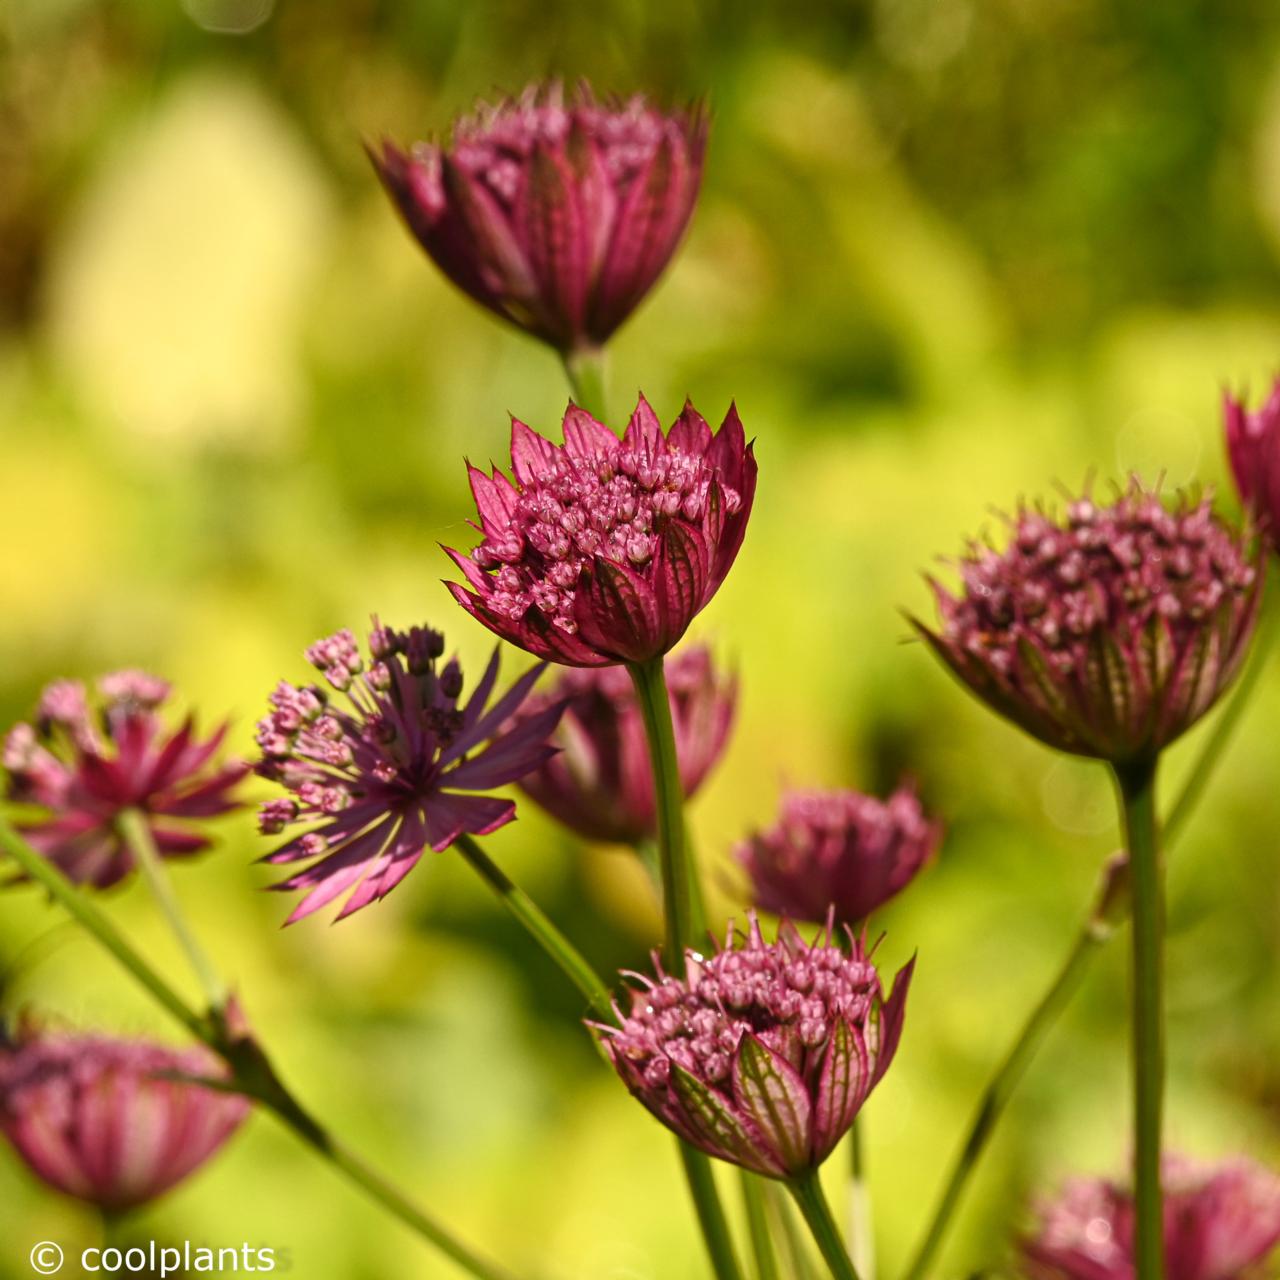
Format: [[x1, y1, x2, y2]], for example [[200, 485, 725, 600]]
[[911, 481, 1260, 763], [255, 622, 560, 923], [447, 398, 756, 667], [595, 915, 910, 1179], [370, 83, 707, 354]]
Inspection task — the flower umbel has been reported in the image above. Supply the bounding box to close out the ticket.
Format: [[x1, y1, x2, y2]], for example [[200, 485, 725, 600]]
[[0, 1028, 248, 1211], [913, 481, 1260, 762], [1225, 380, 1280, 543], [2, 672, 247, 889], [447, 396, 756, 666], [370, 81, 706, 356], [255, 622, 561, 923], [513, 645, 736, 843], [1024, 1156, 1280, 1280], [736, 785, 941, 926], [597, 916, 913, 1179]]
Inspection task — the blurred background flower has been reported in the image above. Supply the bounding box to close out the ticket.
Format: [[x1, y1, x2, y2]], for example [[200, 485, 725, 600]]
[[4, 0, 1280, 1276]]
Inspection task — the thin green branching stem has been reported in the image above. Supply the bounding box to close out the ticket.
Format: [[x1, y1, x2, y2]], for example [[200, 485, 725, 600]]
[[562, 345, 608, 420], [789, 1171, 860, 1280], [741, 1170, 781, 1280], [453, 832, 614, 1020], [0, 816, 523, 1280], [0, 815, 210, 1042], [768, 1183, 820, 1280], [1115, 757, 1164, 1280], [118, 808, 227, 1012], [899, 926, 1102, 1280], [847, 1120, 874, 1280]]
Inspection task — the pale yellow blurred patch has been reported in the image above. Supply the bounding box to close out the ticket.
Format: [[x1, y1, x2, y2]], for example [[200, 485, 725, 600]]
[[44, 73, 333, 452]]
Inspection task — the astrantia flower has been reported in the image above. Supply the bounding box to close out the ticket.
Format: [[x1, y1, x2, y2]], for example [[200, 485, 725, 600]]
[[736, 786, 941, 926], [913, 482, 1260, 763], [255, 622, 561, 923], [597, 917, 913, 1179], [1024, 1156, 1280, 1280], [370, 81, 706, 356], [2, 672, 247, 889], [447, 397, 756, 666], [513, 645, 736, 843], [0, 1029, 248, 1210], [1225, 380, 1280, 541]]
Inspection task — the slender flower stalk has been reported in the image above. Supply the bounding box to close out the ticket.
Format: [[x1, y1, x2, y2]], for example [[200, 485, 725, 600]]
[[790, 1171, 861, 1280], [741, 1170, 781, 1280], [453, 832, 613, 1018], [564, 347, 608, 420], [848, 1123, 874, 1280], [0, 817, 520, 1280], [117, 807, 227, 1012], [1116, 757, 1164, 1280], [629, 655, 705, 970]]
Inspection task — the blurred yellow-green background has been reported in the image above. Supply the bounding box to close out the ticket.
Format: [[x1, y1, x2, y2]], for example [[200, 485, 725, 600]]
[[5, 0, 1280, 1276]]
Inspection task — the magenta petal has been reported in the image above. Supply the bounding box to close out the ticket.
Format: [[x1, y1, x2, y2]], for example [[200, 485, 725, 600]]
[[871, 956, 916, 1089], [623, 394, 664, 453], [562, 404, 619, 458], [515, 142, 590, 343], [424, 792, 515, 849], [575, 557, 662, 663], [669, 1062, 786, 1178], [812, 1017, 872, 1164], [510, 418, 561, 485]]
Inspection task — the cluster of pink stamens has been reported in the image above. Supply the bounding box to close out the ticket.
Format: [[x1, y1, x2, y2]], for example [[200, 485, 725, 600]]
[[609, 921, 877, 1090]]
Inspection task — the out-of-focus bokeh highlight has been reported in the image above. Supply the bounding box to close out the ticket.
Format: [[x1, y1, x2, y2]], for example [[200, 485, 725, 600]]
[[4, 1, 1280, 1276]]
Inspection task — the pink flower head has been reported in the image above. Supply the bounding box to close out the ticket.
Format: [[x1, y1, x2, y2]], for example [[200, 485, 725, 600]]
[[596, 917, 913, 1179], [447, 397, 756, 666], [255, 621, 562, 923], [913, 481, 1260, 763], [513, 645, 736, 844], [2, 673, 248, 889], [0, 1029, 248, 1211], [1024, 1155, 1280, 1280], [736, 785, 941, 926], [369, 81, 706, 356], [1225, 380, 1280, 542]]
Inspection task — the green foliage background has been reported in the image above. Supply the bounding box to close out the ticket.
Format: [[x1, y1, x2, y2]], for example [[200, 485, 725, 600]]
[[3, 0, 1280, 1276]]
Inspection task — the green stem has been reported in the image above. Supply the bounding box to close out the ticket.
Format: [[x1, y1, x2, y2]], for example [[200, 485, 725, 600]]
[[847, 1120, 874, 1280], [741, 1170, 781, 1280], [0, 816, 211, 1043], [628, 657, 706, 970], [679, 1145, 746, 1280], [789, 1171, 861, 1280], [768, 1183, 820, 1280], [0, 817, 521, 1280], [562, 345, 608, 420], [1116, 757, 1164, 1280], [1163, 591, 1275, 844], [452, 833, 613, 1020], [118, 808, 227, 1012], [899, 927, 1102, 1280]]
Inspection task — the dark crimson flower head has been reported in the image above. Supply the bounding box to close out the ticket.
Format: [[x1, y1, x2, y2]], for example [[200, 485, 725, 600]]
[[1225, 380, 1280, 542], [596, 916, 913, 1179], [2, 672, 247, 889], [0, 1028, 248, 1211], [370, 81, 706, 356], [255, 621, 561, 923], [1023, 1156, 1280, 1280], [513, 645, 736, 843], [447, 397, 756, 667], [913, 481, 1260, 764], [736, 785, 941, 926]]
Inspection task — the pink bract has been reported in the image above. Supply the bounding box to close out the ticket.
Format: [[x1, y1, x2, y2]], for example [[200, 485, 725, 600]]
[[2, 672, 247, 889], [596, 916, 913, 1179], [0, 1030, 248, 1211], [736, 785, 941, 926], [1225, 381, 1280, 544], [255, 621, 561, 923], [914, 482, 1260, 762], [370, 81, 706, 355], [513, 645, 736, 844], [447, 397, 756, 667]]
